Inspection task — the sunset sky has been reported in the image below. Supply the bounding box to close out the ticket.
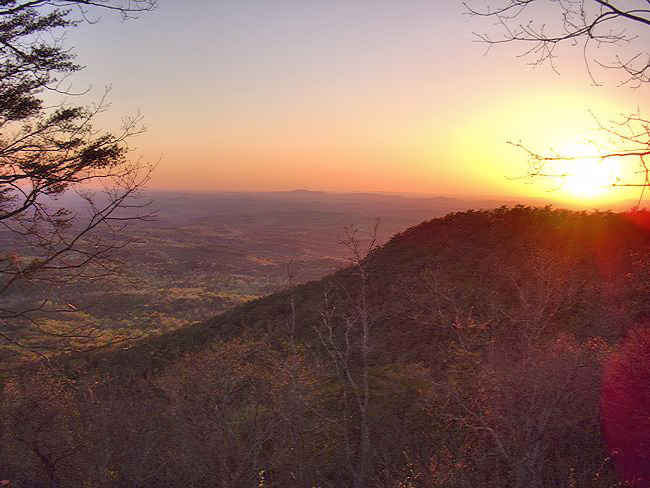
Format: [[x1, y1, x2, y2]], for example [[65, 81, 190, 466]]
[[64, 1, 648, 205]]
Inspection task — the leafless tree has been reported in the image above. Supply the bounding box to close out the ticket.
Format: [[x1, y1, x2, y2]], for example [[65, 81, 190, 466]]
[[0, 0, 157, 353], [465, 0, 650, 202], [508, 111, 650, 205], [465, 0, 650, 85], [314, 219, 380, 488]]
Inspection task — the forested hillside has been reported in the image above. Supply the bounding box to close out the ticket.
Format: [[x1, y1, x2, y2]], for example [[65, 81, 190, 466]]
[[0, 190, 518, 364], [2, 206, 649, 487]]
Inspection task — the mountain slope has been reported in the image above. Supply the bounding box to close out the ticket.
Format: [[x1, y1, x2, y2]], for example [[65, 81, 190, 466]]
[[2, 206, 649, 487]]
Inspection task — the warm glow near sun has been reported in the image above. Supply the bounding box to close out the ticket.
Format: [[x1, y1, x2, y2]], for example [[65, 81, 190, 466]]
[[558, 144, 622, 200]]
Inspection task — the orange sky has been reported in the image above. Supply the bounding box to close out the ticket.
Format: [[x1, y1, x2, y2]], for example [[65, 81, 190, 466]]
[[64, 1, 648, 207]]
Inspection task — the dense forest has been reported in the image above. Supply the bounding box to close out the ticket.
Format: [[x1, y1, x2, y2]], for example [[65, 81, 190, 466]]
[[1, 206, 649, 487]]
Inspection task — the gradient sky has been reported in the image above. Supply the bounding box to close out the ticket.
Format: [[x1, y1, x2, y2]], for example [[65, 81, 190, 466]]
[[62, 0, 648, 204]]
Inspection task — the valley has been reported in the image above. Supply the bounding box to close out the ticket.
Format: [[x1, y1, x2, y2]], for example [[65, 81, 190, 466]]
[[1, 190, 534, 362]]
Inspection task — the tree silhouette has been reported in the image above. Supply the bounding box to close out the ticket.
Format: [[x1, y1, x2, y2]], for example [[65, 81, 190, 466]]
[[0, 0, 157, 353]]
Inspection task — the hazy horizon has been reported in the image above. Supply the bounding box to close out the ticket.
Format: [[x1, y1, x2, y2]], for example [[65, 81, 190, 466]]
[[61, 1, 647, 205], [132, 187, 642, 212]]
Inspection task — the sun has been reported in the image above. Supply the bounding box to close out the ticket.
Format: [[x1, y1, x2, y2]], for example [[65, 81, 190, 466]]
[[563, 157, 621, 198], [556, 144, 621, 200]]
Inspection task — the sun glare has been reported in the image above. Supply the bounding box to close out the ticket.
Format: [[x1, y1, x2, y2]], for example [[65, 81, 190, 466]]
[[557, 144, 621, 200]]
